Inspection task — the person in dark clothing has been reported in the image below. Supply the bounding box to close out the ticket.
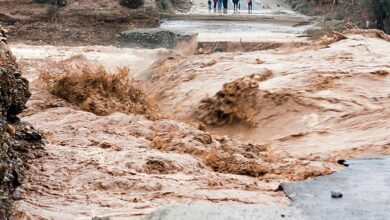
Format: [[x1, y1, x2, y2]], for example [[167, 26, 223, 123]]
[[213, 0, 218, 11], [233, 0, 239, 12], [247, 0, 252, 14], [223, 0, 228, 13], [218, 0, 222, 10], [208, 0, 212, 10]]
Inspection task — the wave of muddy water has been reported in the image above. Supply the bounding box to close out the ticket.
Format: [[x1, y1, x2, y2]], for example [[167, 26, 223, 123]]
[[149, 34, 390, 160], [10, 44, 323, 219], [9, 32, 390, 219]]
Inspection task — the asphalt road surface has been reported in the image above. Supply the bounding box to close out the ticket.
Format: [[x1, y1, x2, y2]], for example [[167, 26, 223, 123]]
[[145, 157, 390, 220], [282, 157, 390, 220]]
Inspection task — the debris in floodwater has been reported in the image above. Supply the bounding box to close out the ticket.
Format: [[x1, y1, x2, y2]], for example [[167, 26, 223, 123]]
[[331, 191, 343, 198]]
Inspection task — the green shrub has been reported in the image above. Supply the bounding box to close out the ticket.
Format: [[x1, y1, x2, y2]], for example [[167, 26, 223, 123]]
[[305, 26, 332, 40], [160, 0, 173, 12], [335, 12, 345, 20], [297, 3, 310, 14], [287, 0, 297, 9]]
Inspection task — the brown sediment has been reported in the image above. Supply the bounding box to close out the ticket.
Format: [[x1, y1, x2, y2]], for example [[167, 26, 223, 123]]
[[149, 31, 390, 159], [150, 125, 333, 180], [40, 63, 162, 120], [193, 70, 273, 126], [8, 30, 390, 219], [343, 29, 390, 42]]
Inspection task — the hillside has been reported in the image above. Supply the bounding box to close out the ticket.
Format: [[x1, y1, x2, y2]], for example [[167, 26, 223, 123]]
[[287, 0, 390, 32], [0, 0, 160, 45]]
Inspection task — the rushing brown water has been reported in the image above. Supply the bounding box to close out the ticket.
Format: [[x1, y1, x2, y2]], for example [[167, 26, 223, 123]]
[[10, 32, 390, 219], [149, 34, 390, 160]]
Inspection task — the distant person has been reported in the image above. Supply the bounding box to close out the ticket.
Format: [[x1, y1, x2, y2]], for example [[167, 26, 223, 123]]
[[208, 0, 212, 10], [247, 0, 252, 14], [213, 0, 218, 11], [233, 0, 239, 12], [218, 0, 222, 11], [223, 0, 228, 13]]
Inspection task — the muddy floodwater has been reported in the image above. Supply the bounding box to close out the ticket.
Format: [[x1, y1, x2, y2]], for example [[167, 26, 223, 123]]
[[6, 0, 390, 215], [9, 30, 390, 219], [161, 19, 312, 42]]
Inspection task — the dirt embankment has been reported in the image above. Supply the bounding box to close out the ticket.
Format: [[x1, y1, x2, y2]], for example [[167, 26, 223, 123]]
[[0, 0, 160, 45], [0, 25, 44, 220]]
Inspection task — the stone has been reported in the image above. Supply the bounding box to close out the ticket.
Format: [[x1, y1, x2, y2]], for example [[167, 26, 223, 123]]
[[0, 49, 6, 59], [0, 41, 9, 53], [0, 26, 8, 35], [4, 124, 15, 136], [337, 159, 349, 167], [25, 130, 43, 141], [0, 163, 5, 176], [331, 191, 343, 198], [11, 190, 23, 200]]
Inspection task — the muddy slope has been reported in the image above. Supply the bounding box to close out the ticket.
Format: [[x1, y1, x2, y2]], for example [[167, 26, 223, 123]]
[[0, 0, 160, 45], [0, 25, 44, 220]]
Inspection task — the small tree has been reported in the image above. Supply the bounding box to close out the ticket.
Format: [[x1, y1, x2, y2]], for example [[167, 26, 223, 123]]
[[363, 0, 390, 31], [374, 0, 390, 31]]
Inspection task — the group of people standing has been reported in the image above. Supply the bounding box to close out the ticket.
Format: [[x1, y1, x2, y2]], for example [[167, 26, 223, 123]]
[[208, 0, 253, 14]]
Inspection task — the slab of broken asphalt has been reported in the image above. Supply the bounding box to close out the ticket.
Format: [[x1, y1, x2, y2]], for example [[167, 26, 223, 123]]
[[144, 157, 390, 220]]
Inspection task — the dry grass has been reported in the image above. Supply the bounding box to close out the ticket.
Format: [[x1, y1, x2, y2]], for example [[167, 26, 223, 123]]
[[40, 64, 162, 120]]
